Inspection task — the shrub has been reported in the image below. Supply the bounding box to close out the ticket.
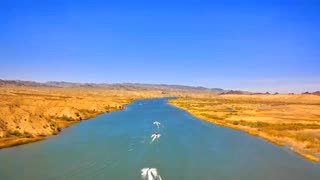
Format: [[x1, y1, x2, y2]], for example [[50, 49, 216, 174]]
[[39, 133, 46, 137], [256, 121, 269, 128], [75, 112, 80, 117], [60, 115, 74, 121], [202, 113, 225, 120], [9, 130, 23, 137], [232, 121, 239, 125], [24, 131, 33, 138]]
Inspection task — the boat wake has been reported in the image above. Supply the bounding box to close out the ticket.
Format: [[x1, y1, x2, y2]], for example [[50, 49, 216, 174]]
[[141, 168, 162, 180]]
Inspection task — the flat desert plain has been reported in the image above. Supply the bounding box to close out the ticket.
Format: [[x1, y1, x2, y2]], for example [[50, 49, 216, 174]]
[[170, 94, 320, 162]]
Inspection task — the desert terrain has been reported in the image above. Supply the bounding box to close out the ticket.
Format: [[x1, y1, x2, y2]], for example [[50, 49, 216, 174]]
[[169, 94, 320, 162], [2, 80, 319, 163], [0, 85, 177, 148]]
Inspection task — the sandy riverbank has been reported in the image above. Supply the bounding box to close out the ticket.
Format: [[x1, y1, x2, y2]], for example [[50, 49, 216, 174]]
[[0, 86, 177, 149], [169, 94, 320, 163]]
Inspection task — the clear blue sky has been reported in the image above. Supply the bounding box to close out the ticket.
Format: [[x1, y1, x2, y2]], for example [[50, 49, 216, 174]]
[[1, 0, 319, 93]]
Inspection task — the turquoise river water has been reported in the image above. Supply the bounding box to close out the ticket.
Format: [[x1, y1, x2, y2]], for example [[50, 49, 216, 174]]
[[0, 98, 319, 179]]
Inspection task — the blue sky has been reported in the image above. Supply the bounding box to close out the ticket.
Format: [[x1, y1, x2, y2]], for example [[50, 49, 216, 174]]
[[0, 0, 319, 93]]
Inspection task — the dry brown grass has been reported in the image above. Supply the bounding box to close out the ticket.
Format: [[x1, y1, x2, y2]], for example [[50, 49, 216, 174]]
[[169, 94, 320, 163], [0, 86, 178, 148]]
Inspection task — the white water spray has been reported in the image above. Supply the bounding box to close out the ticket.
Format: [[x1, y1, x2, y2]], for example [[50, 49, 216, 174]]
[[141, 168, 162, 180], [150, 132, 161, 144], [153, 121, 161, 129]]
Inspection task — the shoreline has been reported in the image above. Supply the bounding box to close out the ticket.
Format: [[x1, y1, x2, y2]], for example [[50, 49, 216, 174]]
[[168, 101, 320, 163], [0, 97, 173, 150], [0, 101, 133, 150], [0, 96, 178, 150], [2, 95, 319, 164]]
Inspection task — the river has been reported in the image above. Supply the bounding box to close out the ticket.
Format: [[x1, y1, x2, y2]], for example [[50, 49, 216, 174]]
[[0, 98, 319, 179]]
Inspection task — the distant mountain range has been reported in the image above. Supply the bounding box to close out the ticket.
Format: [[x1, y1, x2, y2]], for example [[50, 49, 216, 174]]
[[302, 91, 320, 95], [0, 79, 229, 94], [2, 79, 318, 95]]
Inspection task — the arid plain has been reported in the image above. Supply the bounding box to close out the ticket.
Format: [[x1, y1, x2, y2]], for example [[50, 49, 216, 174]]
[[1, 82, 320, 163], [0, 85, 180, 148], [169, 94, 320, 162]]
